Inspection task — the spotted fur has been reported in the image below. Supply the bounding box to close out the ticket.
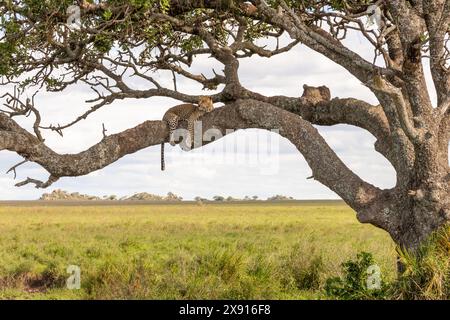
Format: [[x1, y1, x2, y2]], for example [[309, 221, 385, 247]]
[[161, 97, 214, 171]]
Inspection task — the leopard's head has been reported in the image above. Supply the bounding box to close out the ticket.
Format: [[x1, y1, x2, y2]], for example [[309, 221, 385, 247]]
[[198, 96, 214, 112]]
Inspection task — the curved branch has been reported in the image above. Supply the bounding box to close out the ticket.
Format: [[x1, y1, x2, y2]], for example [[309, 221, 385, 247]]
[[242, 86, 391, 142], [237, 85, 405, 173], [0, 100, 387, 228], [233, 100, 384, 215]]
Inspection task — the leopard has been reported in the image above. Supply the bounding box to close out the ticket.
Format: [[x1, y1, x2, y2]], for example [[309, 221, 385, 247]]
[[161, 96, 214, 171]]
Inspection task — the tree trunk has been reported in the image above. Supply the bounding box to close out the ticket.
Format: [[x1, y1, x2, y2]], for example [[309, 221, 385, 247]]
[[383, 176, 449, 253]]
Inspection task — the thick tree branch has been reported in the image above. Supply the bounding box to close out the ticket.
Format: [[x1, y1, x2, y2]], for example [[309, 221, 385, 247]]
[[368, 76, 422, 143], [0, 100, 386, 225], [386, 1, 434, 117], [240, 86, 390, 142], [424, 0, 450, 105]]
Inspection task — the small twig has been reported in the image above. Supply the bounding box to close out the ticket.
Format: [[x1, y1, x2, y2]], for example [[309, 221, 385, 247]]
[[171, 69, 178, 92], [6, 160, 28, 179], [102, 123, 108, 138]]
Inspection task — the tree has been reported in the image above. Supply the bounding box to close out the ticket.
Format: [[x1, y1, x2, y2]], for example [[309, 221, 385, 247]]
[[0, 1, 448, 253], [267, 195, 294, 201]]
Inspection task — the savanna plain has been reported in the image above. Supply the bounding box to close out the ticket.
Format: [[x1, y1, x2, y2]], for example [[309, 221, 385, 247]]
[[0, 201, 396, 299]]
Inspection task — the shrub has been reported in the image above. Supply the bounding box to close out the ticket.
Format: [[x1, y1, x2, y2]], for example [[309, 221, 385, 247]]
[[325, 252, 388, 300]]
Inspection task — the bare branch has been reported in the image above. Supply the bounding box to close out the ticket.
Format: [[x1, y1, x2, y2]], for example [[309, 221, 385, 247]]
[[15, 176, 59, 189], [6, 159, 28, 179], [102, 123, 108, 138]]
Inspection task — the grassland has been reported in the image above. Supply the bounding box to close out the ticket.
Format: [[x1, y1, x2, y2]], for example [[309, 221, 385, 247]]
[[0, 202, 396, 299]]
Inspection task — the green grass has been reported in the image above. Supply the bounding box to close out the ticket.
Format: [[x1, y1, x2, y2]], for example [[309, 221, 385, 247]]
[[0, 202, 396, 299], [393, 225, 450, 300]]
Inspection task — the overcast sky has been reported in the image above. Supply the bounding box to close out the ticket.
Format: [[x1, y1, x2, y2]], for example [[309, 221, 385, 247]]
[[1, 31, 444, 200]]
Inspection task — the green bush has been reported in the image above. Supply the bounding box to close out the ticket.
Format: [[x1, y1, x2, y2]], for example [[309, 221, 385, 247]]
[[325, 224, 450, 300], [325, 252, 388, 300]]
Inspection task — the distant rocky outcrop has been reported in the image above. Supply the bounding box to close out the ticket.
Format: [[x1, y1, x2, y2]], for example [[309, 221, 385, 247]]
[[39, 190, 183, 201], [39, 189, 101, 201], [120, 193, 164, 201], [122, 192, 183, 201], [39, 190, 294, 202]]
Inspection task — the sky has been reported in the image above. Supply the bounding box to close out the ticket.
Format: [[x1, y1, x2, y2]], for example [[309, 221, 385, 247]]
[[0, 30, 441, 201]]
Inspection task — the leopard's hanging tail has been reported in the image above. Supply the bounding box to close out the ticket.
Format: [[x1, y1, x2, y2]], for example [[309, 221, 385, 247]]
[[161, 143, 165, 171]]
